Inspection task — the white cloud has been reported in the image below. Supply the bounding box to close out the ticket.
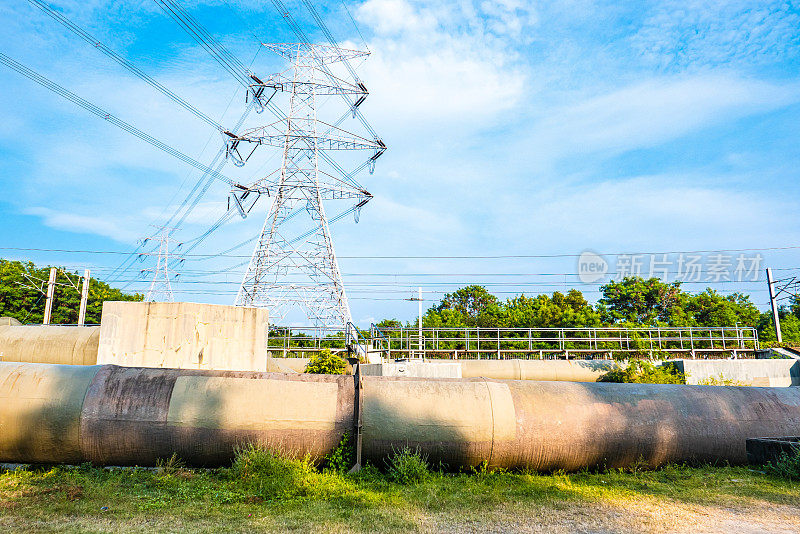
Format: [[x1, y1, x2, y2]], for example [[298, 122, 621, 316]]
[[630, 0, 800, 70], [25, 207, 142, 242], [365, 196, 462, 235], [356, 0, 528, 129], [520, 74, 800, 166], [357, 0, 437, 35]]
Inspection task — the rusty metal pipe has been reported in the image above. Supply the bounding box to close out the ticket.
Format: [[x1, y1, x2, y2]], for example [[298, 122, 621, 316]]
[[2, 362, 800, 470]]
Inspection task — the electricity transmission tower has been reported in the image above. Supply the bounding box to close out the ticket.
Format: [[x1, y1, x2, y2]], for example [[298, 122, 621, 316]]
[[142, 227, 181, 302], [228, 43, 385, 328]]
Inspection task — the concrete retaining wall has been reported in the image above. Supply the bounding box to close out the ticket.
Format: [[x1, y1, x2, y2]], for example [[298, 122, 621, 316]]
[[265, 357, 310, 373], [97, 301, 269, 372], [675, 359, 800, 387]]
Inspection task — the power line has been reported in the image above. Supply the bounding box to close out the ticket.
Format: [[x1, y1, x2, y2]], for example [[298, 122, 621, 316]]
[[28, 0, 223, 131], [0, 52, 239, 187], [153, 0, 251, 87], [340, 0, 369, 52], [3, 245, 799, 259]]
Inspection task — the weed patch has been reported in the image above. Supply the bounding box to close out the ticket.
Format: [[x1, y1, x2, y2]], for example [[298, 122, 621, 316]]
[[386, 447, 430, 485], [766, 447, 800, 481]]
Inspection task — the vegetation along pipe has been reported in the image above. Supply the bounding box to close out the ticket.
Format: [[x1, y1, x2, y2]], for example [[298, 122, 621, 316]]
[[1, 361, 799, 470]]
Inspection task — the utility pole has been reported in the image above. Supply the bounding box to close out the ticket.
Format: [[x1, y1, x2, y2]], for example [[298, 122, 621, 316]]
[[767, 268, 782, 343], [78, 269, 90, 326], [408, 288, 423, 359], [42, 267, 56, 325]]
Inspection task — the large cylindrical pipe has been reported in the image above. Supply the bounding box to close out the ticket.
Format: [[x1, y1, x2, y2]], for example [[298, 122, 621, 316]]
[[0, 362, 101, 464], [2, 362, 800, 470], [0, 325, 99, 365], [80, 366, 354, 466], [361, 378, 800, 470], [459, 359, 617, 381], [0, 362, 353, 466]]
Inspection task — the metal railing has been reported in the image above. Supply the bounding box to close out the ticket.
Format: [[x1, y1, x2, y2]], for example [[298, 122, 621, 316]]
[[267, 326, 350, 356], [266, 325, 759, 359]]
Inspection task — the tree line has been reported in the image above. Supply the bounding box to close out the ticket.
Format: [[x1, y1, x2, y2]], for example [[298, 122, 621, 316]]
[[2, 258, 798, 343], [0, 259, 142, 325]]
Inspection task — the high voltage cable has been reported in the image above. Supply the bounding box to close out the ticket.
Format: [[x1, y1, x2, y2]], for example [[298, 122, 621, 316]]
[[27, 0, 223, 131], [25, 0, 260, 283], [5, 245, 796, 258], [340, 0, 369, 52], [112, 50, 262, 283], [106, 279, 770, 287], [153, 0, 251, 87], [0, 53, 238, 187]]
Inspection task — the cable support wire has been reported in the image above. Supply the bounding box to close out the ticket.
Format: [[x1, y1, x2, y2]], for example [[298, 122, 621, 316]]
[[71, 55, 257, 284], [28, 0, 223, 131], [132, 269, 791, 279], [301, 0, 362, 83], [185, 202, 311, 263], [101, 101, 251, 283]]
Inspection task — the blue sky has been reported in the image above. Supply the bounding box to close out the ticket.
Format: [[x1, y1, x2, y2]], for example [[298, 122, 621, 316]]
[[1, 0, 799, 325]]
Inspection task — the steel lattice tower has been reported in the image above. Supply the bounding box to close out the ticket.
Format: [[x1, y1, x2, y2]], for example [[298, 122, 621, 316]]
[[142, 226, 180, 302], [229, 43, 384, 328]]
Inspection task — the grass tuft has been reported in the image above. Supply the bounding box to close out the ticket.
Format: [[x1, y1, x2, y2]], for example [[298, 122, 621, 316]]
[[231, 443, 316, 501], [385, 446, 430, 485]]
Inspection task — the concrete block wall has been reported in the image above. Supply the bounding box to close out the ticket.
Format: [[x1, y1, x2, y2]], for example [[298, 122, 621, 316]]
[[675, 359, 800, 387], [97, 301, 269, 371]]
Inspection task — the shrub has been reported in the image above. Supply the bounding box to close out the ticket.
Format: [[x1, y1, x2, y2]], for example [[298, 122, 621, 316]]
[[305, 348, 348, 374], [766, 447, 800, 481], [599, 360, 685, 384], [696, 374, 744, 386], [385, 446, 429, 485], [231, 444, 315, 500], [323, 432, 355, 473]]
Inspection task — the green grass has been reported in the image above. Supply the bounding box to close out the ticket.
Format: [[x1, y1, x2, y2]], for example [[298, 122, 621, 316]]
[[1, 459, 799, 533]]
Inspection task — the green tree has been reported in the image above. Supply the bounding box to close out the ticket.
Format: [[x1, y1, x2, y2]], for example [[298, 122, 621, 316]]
[[599, 277, 683, 325], [374, 318, 403, 329], [757, 310, 800, 344], [425, 285, 501, 327], [0, 259, 142, 324], [684, 289, 760, 328], [599, 360, 685, 384], [503, 290, 601, 328]]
